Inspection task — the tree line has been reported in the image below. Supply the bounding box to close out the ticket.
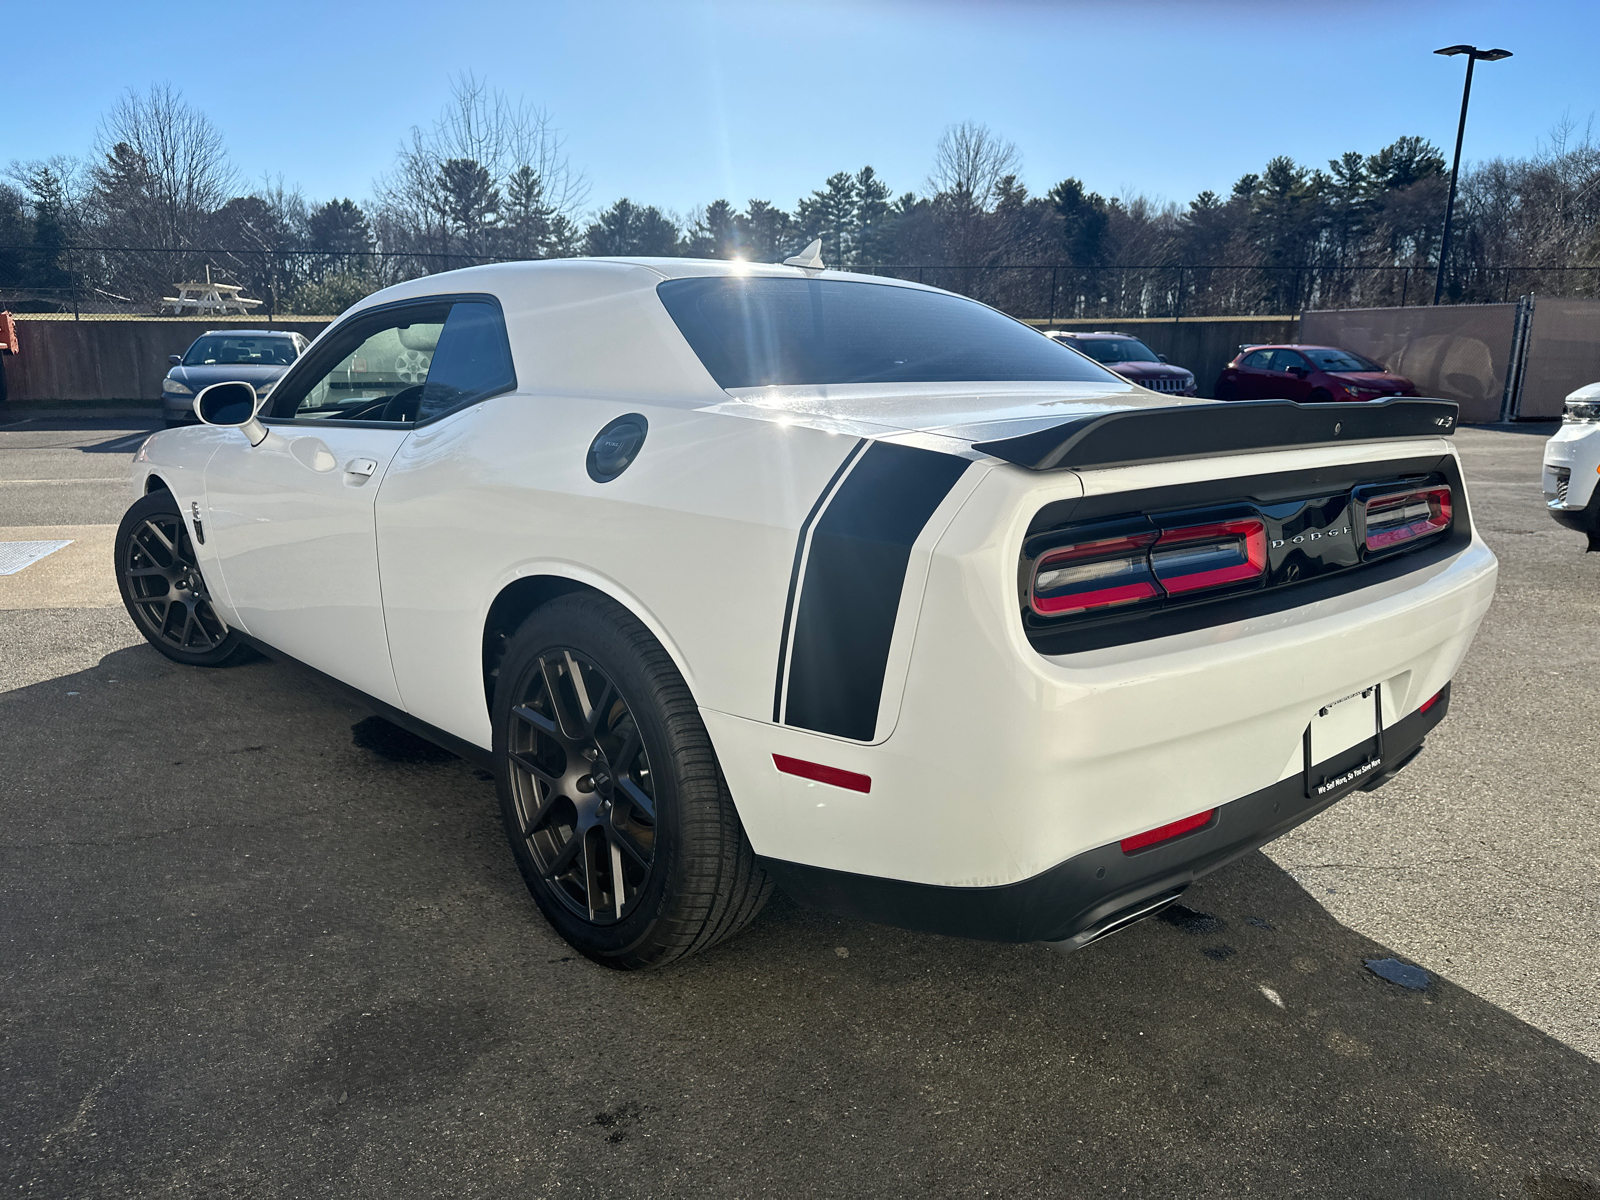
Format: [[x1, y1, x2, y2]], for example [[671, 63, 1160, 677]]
[[3, 76, 1597, 319]]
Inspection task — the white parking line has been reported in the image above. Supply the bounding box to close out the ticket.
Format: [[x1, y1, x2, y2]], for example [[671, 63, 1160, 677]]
[[0, 478, 126, 486], [97, 432, 153, 451], [0, 540, 73, 575]]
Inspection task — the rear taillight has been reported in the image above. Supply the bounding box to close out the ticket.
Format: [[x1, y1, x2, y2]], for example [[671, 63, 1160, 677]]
[[1030, 517, 1266, 617], [1031, 532, 1160, 616], [1151, 518, 1267, 595], [1361, 486, 1451, 551]]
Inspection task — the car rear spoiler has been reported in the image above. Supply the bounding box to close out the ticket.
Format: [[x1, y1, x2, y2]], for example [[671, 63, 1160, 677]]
[[971, 398, 1459, 472]]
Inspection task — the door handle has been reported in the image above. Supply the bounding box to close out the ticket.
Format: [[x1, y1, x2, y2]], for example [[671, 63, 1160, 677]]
[[345, 458, 377, 478]]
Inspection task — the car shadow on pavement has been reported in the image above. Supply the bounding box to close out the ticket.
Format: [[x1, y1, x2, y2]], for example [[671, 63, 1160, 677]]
[[2, 645, 1597, 1200]]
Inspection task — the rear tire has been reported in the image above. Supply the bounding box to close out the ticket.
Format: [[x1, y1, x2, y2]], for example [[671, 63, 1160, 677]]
[[492, 592, 772, 968], [1214, 380, 1238, 401], [115, 491, 246, 667]]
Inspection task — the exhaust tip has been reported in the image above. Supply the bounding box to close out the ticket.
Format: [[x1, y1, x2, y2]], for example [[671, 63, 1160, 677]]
[[1044, 888, 1188, 955]]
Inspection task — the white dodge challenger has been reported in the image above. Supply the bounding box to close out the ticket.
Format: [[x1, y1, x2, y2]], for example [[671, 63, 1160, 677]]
[[118, 253, 1498, 968]]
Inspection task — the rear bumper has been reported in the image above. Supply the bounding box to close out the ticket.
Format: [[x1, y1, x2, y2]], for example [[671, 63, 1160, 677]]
[[762, 685, 1448, 945]]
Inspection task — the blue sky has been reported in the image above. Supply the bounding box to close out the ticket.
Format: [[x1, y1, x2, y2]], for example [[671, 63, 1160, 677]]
[[8, 0, 1592, 220]]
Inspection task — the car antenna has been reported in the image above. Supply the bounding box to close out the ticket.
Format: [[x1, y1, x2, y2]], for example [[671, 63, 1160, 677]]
[[782, 239, 826, 272]]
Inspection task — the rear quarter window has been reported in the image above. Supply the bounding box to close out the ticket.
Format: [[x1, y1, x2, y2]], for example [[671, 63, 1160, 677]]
[[657, 276, 1121, 389]]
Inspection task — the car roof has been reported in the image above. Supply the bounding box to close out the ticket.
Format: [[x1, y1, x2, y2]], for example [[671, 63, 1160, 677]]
[[1052, 331, 1137, 339], [1240, 344, 1350, 353], [197, 329, 297, 338], [346, 256, 953, 318]]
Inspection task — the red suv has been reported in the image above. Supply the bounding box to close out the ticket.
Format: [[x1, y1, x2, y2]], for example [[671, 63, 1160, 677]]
[[1215, 345, 1416, 403]]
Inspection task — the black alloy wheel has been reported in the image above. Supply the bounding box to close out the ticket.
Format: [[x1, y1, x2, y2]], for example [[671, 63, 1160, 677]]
[[493, 593, 772, 968], [507, 648, 657, 924], [115, 490, 245, 667]]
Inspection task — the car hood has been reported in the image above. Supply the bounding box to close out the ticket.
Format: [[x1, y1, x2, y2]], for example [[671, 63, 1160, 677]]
[[167, 363, 291, 387], [1326, 371, 1410, 388], [705, 380, 1213, 448], [1105, 361, 1191, 378]]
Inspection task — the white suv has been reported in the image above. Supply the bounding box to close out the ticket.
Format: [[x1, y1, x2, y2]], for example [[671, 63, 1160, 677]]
[[1541, 382, 1600, 547]]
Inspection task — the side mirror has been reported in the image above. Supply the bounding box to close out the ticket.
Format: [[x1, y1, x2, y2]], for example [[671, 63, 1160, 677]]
[[1288, 367, 1308, 378], [168, 354, 183, 366], [194, 381, 268, 446], [1157, 354, 1168, 363]]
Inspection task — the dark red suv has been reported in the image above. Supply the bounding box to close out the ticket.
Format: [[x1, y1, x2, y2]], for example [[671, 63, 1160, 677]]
[[1215, 344, 1416, 403]]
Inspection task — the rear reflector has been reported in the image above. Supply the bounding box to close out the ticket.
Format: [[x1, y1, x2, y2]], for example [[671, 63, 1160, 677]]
[[772, 754, 871, 793], [1031, 531, 1160, 616], [1120, 808, 1216, 854], [1418, 688, 1445, 714], [1152, 518, 1267, 594], [1362, 486, 1452, 551]]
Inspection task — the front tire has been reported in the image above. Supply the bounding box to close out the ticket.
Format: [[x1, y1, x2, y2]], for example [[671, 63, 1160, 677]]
[[115, 491, 246, 667], [492, 593, 771, 968]]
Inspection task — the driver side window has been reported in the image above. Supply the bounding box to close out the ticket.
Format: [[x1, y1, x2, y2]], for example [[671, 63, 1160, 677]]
[[279, 304, 450, 423]]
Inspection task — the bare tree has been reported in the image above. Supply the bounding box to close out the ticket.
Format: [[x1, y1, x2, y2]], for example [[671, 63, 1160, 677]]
[[374, 72, 587, 267], [91, 84, 237, 249], [928, 122, 1021, 211]]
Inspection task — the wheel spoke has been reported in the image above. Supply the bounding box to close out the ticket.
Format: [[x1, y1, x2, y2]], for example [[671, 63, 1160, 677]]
[[616, 774, 656, 822], [125, 566, 170, 579], [607, 821, 651, 870], [610, 725, 642, 776], [539, 656, 586, 742], [543, 828, 584, 879], [564, 651, 594, 721], [609, 837, 627, 918], [518, 784, 562, 835], [581, 830, 602, 920], [136, 520, 177, 562], [507, 747, 562, 789], [512, 703, 559, 739], [584, 678, 616, 738]]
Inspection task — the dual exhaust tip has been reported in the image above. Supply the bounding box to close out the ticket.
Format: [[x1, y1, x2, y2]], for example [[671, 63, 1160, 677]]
[[1046, 888, 1188, 955]]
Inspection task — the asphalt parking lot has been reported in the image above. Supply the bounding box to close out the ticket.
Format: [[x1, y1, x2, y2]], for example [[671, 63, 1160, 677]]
[[2, 413, 1597, 1198]]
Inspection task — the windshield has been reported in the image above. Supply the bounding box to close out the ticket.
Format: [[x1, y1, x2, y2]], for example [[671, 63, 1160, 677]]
[[1072, 338, 1161, 365], [657, 276, 1120, 389], [1303, 347, 1383, 372], [182, 335, 299, 367]]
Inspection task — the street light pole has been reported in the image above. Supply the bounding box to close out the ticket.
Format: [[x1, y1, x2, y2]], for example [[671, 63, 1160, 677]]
[[1433, 44, 1512, 306]]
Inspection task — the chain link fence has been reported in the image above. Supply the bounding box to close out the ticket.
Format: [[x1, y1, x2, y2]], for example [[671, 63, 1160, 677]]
[[5, 244, 1597, 322]]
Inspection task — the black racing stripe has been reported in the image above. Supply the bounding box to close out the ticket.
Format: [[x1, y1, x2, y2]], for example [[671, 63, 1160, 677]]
[[784, 442, 971, 740], [772, 438, 869, 722]]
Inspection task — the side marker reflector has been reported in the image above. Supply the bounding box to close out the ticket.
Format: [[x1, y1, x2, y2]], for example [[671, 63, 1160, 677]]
[[1120, 808, 1216, 854], [1419, 688, 1445, 714], [773, 754, 871, 793]]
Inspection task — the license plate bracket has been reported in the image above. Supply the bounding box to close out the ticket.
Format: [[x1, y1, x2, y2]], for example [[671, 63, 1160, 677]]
[[1304, 685, 1385, 799]]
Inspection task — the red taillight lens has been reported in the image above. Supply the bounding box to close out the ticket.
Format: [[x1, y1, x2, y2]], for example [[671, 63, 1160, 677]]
[[1418, 688, 1445, 714], [1151, 518, 1267, 595], [1120, 808, 1216, 854], [1031, 532, 1161, 616], [1362, 486, 1451, 551], [1030, 517, 1269, 617]]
